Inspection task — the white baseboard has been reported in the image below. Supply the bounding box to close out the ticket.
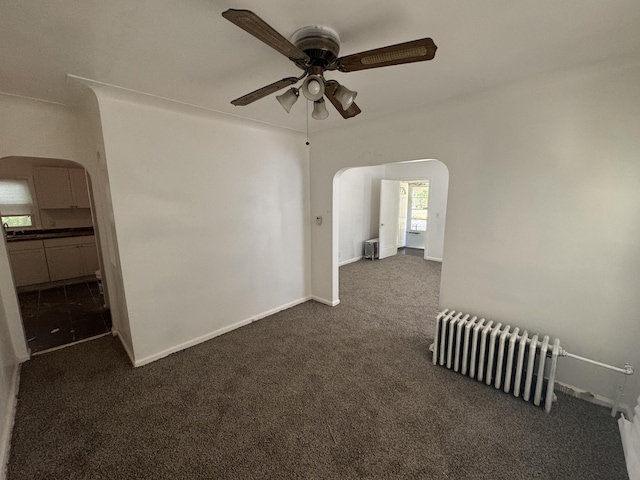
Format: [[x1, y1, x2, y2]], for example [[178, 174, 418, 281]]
[[250, 296, 312, 322], [114, 330, 136, 366], [555, 381, 632, 418], [133, 296, 313, 368], [311, 296, 340, 307], [425, 256, 443, 262], [1, 363, 20, 480], [339, 256, 362, 267]]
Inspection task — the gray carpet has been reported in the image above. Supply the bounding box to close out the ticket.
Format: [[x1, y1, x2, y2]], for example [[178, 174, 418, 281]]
[[8, 255, 628, 479]]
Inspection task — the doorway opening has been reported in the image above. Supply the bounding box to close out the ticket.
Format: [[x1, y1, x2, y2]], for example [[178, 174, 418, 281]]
[[334, 159, 449, 303], [380, 179, 431, 260], [398, 180, 430, 257], [402, 180, 430, 246], [0, 157, 111, 354]]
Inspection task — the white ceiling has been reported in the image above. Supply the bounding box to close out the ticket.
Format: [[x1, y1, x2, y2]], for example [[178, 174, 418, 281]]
[[1, 0, 639, 132]]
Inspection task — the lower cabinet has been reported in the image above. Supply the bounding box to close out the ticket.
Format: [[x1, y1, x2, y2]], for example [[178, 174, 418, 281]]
[[45, 245, 86, 281], [7, 240, 50, 287], [82, 242, 100, 275], [43, 236, 99, 281], [7, 235, 99, 286]]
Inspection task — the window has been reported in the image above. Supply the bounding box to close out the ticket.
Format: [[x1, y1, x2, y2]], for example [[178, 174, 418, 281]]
[[397, 184, 408, 245], [0, 178, 35, 228], [408, 182, 429, 232]]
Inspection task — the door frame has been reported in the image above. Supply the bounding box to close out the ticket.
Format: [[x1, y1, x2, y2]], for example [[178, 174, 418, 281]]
[[404, 179, 431, 253]]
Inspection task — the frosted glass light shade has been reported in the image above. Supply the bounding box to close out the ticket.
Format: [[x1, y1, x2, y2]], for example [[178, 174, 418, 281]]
[[312, 98, 329, 120], [307, 79, 321, 95], [334, 84, 358, 110], [276, 88, 299, 113], [302, 74, 325, 101]]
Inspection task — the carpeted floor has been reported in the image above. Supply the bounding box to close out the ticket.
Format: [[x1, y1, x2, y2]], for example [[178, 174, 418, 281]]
[[8, 255, 628, 479]]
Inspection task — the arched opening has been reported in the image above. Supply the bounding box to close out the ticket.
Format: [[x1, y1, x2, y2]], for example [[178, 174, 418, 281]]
[[0, 156, 111, 354], [332, 159, 449, 308]]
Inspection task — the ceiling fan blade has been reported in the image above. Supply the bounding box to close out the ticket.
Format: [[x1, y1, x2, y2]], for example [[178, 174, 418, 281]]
[[222, 9, 310, 66], [231, 77, 299, 106], [335, 38, 437, 72], [325, 80, 361, 119]]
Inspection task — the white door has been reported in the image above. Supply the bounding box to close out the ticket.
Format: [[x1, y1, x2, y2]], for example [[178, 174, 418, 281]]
[[379, 180, 400, 259]]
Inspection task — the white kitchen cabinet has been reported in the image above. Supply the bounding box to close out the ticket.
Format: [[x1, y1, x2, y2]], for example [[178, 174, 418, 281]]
[[44, 236, 98, 281], [35, 167, 90, 209], [81, 242, 100, 273], [68, 168, 91, 208], [7, 240, 50, 287], [34, 167, 73, 208], [45, 245, 86, 281]]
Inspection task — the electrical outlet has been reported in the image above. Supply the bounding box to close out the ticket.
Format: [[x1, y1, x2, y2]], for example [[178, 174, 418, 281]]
[[315, 216, 322, 226]]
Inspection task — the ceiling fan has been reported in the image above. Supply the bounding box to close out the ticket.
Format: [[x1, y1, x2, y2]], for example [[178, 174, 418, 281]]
[[222, 9, 437, 120]]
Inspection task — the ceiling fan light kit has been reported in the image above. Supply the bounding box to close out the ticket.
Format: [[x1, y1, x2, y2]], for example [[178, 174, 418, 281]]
[[333, 83, 357, 111], [221, 9, 437, 120], [312, 98, 330, 120], [276, 87, 299, 113]]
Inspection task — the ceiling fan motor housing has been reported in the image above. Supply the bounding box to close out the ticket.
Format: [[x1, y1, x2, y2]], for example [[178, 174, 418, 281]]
[[291, 26, 340, 68]]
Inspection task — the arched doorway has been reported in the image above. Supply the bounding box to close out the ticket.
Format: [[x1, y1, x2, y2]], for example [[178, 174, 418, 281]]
[[333, 159, 449, 302], [0, 156, 110, 354]]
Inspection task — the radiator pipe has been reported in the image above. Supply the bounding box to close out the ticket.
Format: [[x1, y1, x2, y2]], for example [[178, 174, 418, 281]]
[[522, 337, 634, 416], [610, 375, 629, 418], [558, 350, 633, 417], [559, 350, 634, 376], [519, 335, 634, 375], [530, 342, 633, 416]]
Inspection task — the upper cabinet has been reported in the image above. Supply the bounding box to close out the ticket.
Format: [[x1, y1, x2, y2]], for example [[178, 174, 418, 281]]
[[35, 167, 90, 209], [68, 168, 90, 208], [35, 167, 73, 208]]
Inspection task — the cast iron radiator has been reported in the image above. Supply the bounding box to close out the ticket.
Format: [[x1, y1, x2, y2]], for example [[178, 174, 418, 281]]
[[430, 309, 560, 412]]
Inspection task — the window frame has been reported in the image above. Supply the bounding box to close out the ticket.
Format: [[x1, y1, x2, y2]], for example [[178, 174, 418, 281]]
[[0, 175, 40, 231], [407, 181, 429, 233]]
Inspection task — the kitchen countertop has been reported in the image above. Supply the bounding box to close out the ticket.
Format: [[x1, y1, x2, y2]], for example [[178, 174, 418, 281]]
[[4, 227, 95, 242]]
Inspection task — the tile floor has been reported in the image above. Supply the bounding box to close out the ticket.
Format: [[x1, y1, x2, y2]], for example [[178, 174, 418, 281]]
[[19, 281, 112, 353]]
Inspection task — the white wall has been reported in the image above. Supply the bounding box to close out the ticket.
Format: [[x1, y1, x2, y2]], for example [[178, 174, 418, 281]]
[[311, 60, 640, 407], [384, 161, 449, 261], [337, 165, 385, 264], [91, 85, 311, 365]]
